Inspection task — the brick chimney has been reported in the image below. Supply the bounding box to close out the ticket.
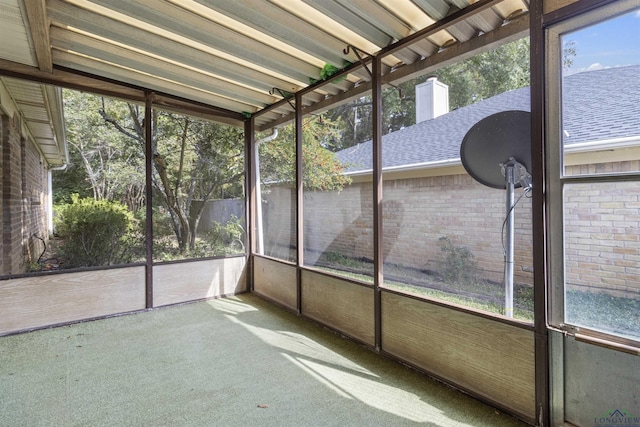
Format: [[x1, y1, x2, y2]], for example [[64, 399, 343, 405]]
[[415, 77, 449, 123]]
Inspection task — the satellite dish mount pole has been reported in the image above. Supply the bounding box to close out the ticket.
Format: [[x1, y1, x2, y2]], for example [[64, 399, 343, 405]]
[[502, 159, 517, 318], [500, 157, 531, 318]]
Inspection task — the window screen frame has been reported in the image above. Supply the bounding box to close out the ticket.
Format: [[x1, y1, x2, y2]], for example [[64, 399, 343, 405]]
[[546, 0, 640, 345]]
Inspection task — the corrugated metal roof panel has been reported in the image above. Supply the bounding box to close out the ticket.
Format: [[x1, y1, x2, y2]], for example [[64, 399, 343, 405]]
[[43, 0, 528, 116], [1, 0, 530, 160]]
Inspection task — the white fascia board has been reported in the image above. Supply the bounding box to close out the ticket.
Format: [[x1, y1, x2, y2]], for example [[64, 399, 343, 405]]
[[343, 157, 462, 177], [564, 136, 640, 153]]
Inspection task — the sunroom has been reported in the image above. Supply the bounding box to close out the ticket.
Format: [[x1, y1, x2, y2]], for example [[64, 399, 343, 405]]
[[0, 0, 638, 426]]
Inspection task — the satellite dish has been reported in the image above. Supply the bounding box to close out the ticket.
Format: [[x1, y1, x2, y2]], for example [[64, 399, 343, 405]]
[[460, 110, 532, 318], [460, 110, 531, 189]]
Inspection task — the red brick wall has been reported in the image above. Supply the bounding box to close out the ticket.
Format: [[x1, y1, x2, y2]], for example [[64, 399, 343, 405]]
[[22, 130, 49, 268], [1, 112, 49, 275]]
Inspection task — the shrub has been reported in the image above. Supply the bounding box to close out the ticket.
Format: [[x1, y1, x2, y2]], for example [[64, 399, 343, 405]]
[[205, 215, 245, 255], [438, 236, 478, 286], [54, 195, 141, 267]]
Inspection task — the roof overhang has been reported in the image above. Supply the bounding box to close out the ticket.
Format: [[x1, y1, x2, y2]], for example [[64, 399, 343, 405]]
[[0, 76, 67, 167]]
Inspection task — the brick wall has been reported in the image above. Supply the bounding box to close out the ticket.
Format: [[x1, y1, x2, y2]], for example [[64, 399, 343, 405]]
[[563, 166, 640, 298], [263, 173, 534, 286], [380, 175, 533, 285], [1, 112, 49, 275], [2, 113, 22, 274], [262, 163, 640, 298], [22, 130, 48, 268], [303, 182, 375, 266]]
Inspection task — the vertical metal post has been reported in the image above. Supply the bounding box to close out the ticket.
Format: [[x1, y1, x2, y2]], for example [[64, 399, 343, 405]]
[[530, 0, 551, 423], [245, 118, 255, 291], [295, 92, 303, 314], [144, 91, 153, 309], [372, 55, 383, 351], [504, 164, 515, 318]]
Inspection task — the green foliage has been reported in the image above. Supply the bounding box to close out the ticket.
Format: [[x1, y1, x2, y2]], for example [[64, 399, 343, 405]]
[[258, 121, 351, 192], [562, 39, 577, 70], [54, 195, 142, 267], [320, 63, 346, 82], [324, 251, 360, 268], [435, 38, 530, 110], [205, 215, 246, 256], [52, 163, 93, 204], [152, 215, 245, 261], [59, 89, 247, 257], [438, 236, 478, 286], [57, 90, 146, 211]]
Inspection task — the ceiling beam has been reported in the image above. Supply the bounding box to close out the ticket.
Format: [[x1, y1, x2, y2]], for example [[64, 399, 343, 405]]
[[380, 0, 506, 58], [23, 0, 53, 73], [383, 13, 529, 85], [255, 12, 529, 132], [0, 57, 144, 102], [0, 58, 245, 126]]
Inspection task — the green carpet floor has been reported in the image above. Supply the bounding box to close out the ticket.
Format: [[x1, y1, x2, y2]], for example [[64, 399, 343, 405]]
[[0, 294, 529, 426]]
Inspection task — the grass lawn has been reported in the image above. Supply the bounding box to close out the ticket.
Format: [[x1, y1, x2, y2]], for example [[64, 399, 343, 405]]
[[314, 254, 535, 322], [566, 289, 640, 341]]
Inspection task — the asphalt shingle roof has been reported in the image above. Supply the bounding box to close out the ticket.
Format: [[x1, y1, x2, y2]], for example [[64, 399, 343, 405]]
[[337, 65, 640, 173], [563, 65, 640, 144]]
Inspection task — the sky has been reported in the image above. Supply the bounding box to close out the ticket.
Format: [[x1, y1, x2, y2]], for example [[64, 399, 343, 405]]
[[562, 8, 640, 74]]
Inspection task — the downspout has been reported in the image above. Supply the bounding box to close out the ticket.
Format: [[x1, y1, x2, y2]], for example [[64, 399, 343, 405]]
[[47, 86, 70, 235], [47, 159, 68, 236], [254, 127, 278, 255]]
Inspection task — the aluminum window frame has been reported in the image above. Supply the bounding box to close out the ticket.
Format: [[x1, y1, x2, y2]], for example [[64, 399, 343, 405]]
[[546, 0, 640, 346]]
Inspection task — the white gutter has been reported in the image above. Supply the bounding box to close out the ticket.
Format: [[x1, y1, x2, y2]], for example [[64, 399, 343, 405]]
[[563, 136, 640, 153], [255, 128, 279, 255], [343, 157, 462, 177]]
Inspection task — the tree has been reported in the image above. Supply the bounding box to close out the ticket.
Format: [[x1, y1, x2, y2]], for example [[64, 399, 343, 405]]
[[326, 37, 531, 148], [56, 90, 145, 211], [258, 115, 351, 191], [436, 37, 530, 110], [562, 39, 577, 70], [59, 88, 351, 257], [101, 105, 245, 254], [156, 115, 245, 250]]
